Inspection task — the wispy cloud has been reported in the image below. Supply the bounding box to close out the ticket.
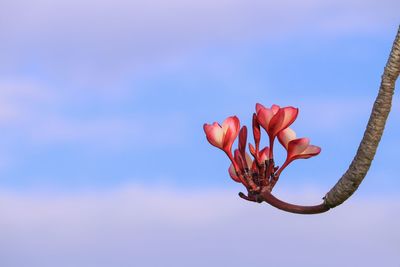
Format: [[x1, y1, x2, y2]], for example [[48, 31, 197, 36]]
[[0, 80, 186, 147], [29, 114, 186, 147], [0, 185, 398, 267], [1, 0, 398, 84], [294, 97, 372, 133], [0, 79, 53, 122], [2, 0, 397, 42]]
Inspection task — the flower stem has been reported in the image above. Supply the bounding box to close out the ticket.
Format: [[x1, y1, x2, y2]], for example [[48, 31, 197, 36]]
[[268, 136, 274, 160], [274, 159, 290, 180]]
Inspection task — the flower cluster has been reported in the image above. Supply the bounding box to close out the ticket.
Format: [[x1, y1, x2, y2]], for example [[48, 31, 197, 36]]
[[203, 103, 320, 196]]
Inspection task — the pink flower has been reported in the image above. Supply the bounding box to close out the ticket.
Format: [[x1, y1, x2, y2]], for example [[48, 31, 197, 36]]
[[203, 116, 240, 155], [278, 127, 321, 163], [204, 103, 321, 194], [256, 103, 298, 140], [256, 103, 298, 159]]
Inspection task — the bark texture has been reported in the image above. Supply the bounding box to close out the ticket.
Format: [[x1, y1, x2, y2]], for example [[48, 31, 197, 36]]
[[324, 26, 400, 208]]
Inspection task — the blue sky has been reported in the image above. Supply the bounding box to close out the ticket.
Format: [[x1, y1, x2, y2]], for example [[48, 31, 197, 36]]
[[0, 0, 399, 266]]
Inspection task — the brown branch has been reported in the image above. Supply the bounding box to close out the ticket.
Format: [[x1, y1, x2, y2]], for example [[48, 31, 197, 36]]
[[239, 188, 330, 214], [324, 25, 400, 208], [260, 189, 330, 214]]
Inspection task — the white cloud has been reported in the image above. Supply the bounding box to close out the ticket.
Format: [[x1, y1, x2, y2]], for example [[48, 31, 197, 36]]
[[2, 0, 397, 41], [0, 80, 54, 122], [0, 185, 398, 267], [1, 0, 398, 82], [0, 80, 186, 147], [295, 97, 372, 132], [29, 114, 186, 147]]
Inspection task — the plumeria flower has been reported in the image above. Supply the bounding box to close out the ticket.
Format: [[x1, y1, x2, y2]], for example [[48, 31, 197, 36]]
[[203, 116, 240, 169], [256, 103, 298, 158], [278, 127, 321, 164], [203, 103, 321, 196]]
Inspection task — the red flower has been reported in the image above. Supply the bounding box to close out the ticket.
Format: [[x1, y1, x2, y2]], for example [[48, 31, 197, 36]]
[[278, 127, 321, 163], [256, 103, 298, 140], [203, 116, 240, 156], [203, 103, 321, 195]]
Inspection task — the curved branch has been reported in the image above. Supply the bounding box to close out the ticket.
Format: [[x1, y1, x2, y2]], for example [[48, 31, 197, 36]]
[[239, 190, 330, 214], [261, 190, 330, 214], [324, 26, 400, 208]]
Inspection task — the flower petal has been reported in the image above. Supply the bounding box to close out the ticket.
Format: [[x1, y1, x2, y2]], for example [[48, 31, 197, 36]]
[[300, 145, 321, 158], [287, 138, 310, 159], [268, 106, 298, 137], [267, 108, 285, 137], [255, 103, 266, 114], [259, 147, 270, 163], [228, 164, 241, 183], [256, 106, 274, 133], [281, 107, 298, 131], [203, 122, 224, 148], [222, 116, 240, 135], [278, 127, 296, 150], [271, 104, 280, 114], [221, 116, 240, 152]]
